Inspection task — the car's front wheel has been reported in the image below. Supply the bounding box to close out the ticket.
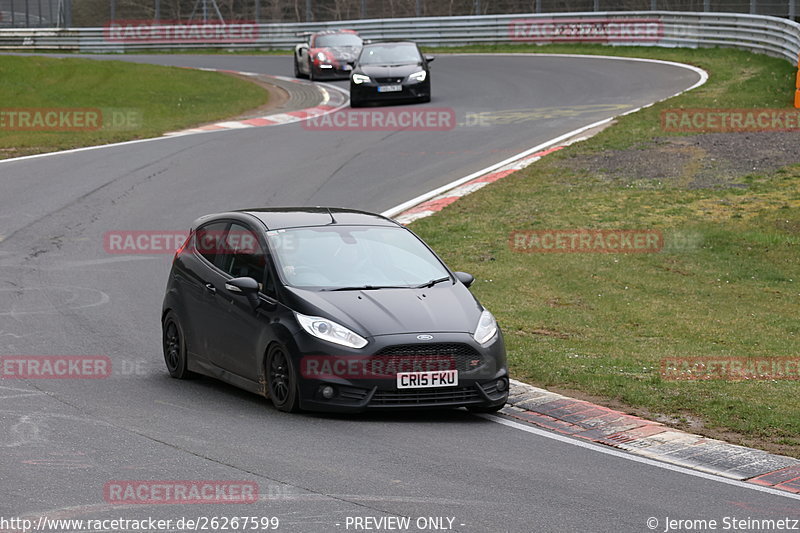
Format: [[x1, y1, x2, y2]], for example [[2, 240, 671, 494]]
[[307, 59, 316, 81], [162, 311, 191, 379], [266, 344, 299, 412], [293, 56, 302, 78]]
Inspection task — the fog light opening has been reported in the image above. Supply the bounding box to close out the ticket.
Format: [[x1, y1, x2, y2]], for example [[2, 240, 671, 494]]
[[496, 378, 508, 392], [320, 385, 336, 399]]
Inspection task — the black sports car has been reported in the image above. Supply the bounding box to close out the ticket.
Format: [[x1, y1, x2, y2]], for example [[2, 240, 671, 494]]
[[294, 30, 363, 81], [162, 207, 508, 414], [349, 41, 434, 107]]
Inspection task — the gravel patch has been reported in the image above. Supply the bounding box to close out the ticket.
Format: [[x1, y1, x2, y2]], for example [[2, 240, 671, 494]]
[[563, 131, 800, 189]]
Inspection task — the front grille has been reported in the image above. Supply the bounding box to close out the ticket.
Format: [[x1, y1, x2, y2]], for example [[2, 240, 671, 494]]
[[375, 77, 404, 84], [337, 385, 370, 402], [476, 379, 507, 401], [374, 343, 485, 372], [370, 386, 482, 406], [480, 380, 500, 395]]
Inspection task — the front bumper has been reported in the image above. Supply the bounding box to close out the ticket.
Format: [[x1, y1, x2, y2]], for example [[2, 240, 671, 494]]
[[289, 331, 508, 413], [313, 63, 352, 80], [301, 372, 509, 413], [350, 80, 430, 104]]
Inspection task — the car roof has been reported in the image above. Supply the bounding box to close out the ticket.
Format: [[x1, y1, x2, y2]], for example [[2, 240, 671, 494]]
[[314, 29, 359, 36], [362, 40, 416, 47], [234, 207, 399, 230]]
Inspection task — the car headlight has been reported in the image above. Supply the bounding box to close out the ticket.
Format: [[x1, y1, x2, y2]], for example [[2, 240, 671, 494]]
[[473, 310, 498, 345], [316, 51, 329, 63], [351, 73, 370, 84], [408, 70, 427, 82], [295, 312, 368, 349]]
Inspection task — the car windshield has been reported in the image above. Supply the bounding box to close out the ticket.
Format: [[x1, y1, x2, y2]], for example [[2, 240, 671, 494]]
[[315, 34, 362, 47], [266, 225, 450, 290], [358, 43, 421, 65]]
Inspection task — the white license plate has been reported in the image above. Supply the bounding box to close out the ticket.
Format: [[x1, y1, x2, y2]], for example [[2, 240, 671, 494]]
[[378, 85, 402, 92], [397, 370, 458, 389]]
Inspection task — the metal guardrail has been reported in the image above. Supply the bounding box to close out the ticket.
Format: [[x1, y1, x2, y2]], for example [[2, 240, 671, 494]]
[[0, 11, 798, 64]]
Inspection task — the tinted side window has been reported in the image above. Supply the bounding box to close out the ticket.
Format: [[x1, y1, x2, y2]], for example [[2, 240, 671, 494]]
[[219, 223, 267, 284], [194, 222, 229, 265]]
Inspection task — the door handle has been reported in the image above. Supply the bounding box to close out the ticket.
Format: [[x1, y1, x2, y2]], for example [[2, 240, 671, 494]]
[[204, 283, 216, 294]]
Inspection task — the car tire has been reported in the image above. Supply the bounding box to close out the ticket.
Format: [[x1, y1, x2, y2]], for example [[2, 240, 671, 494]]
[[467, 403, 505, 414], [419, 94, 431, 104], [293, 56, 303, 78], [308, 59, 316, 82], [350, 97, 364, 108], [266, 344, 299, 412], [162, 311, 192, 379]]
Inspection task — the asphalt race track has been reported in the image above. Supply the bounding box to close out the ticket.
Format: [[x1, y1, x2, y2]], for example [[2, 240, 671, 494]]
[[1, 54, 798, 532]]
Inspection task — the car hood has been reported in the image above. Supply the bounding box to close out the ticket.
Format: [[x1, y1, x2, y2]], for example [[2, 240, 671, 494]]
[[285, 283, 483, 337], [357, 63, 423, 78]]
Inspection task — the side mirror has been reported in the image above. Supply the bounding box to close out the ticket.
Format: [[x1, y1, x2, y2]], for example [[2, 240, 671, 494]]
[[425, 55, 435, 63], [225, 276, 260, 309], [454, 271, 474, 288]]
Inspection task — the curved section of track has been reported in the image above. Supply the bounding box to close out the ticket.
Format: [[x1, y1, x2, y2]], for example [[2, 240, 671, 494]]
[[3, 54, 793, 532]]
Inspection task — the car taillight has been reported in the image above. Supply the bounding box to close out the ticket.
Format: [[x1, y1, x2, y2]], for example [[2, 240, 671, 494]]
[[174, 230, 193, 260]]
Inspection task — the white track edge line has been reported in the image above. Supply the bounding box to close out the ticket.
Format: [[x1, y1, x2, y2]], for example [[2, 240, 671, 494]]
[[0, 78, 350, 166], [381, 55, 800, 497], [381, 118, 612, 218], [381, 55, 707, 218], [483, 415, 800, 501]]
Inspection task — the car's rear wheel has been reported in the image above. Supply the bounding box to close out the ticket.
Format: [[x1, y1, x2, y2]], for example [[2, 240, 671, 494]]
[[266, 344, 299, 412], [162, 311, 191, 379]]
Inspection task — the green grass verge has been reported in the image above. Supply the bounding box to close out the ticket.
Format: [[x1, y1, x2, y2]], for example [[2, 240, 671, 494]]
[[408, 44, 800, 456], [0, 55, 269, 159]]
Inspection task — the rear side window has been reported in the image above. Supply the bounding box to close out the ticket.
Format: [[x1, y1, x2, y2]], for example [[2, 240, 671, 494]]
[[218, 223, 267, 284], [194, 222, 229, 264]]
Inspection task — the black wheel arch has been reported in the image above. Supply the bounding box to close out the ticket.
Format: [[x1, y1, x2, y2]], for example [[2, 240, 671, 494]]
[[257, 323, 298, 396]]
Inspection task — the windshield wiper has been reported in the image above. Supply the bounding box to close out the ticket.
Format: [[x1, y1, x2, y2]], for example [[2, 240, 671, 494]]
[[323, 277, 451, 291], [323, 285, 408, 291], [414, 276, 451, 289]]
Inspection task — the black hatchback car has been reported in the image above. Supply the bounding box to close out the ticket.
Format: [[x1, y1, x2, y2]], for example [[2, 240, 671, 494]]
[[349, 41, 433, 107], [162, 208, 508, 413]]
